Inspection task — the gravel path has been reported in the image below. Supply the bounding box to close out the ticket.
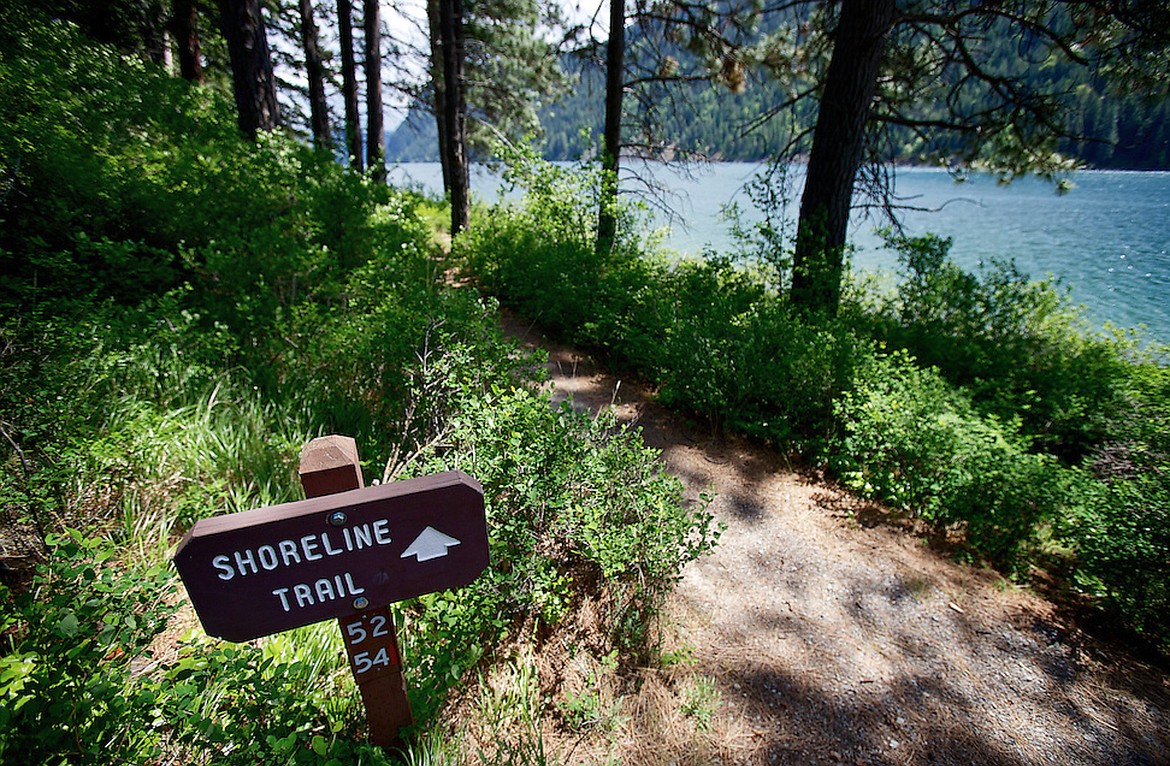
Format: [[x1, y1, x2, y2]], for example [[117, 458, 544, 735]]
[[504, 312, 1170, 766]]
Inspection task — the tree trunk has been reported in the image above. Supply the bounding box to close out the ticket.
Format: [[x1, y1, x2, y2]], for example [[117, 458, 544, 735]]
[[596, 0, 625, 256], [790, 0, 896, 316], [338, 0, 363, 171], [363, 0, 386, 182], [427, 0, 452, 197], [298, 0, 330, 149], [437, 0, 469, 234], [217, 0, 280, 138], [171, 0, 204, 82], [143, 0, 168, 66]]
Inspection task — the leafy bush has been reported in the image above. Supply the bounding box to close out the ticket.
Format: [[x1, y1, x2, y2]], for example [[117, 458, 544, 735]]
[[457, 142, 654, 342], [0, 531, 396, 764], [0, 6, 433, 337], [852, 232, 1134, 462], [458, 147, 1170, 647], [276, 253, 516, 463], [839, 233, 1170, 627], [0, 5, 488, 524], [156, 638, 389, 765], [1071, 470, 1170, 648], [0, 531, 178, 763], [649, 258, 865, 443], [0, 296, 305, 561], [458, 155, 868, 445], [396, 385, 720, 699], [1066, 360, 1170, 649], [0, 17, 727, 761], [0, 7, 222, 308], [830, 350, 1069, 568]]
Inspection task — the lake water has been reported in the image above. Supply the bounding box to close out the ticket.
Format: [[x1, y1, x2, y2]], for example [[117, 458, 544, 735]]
[[387, 162, 1170, 343]]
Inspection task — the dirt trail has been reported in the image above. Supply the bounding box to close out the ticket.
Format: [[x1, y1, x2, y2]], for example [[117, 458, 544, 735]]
[[502, 312, 1170, 766]]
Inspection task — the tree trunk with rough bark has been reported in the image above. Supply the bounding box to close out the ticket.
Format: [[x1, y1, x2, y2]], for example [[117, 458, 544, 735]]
[[171, 0, 203, 82], [363, 0, 385, 182], [298, 0, 330, 149], [596, 0, 625, 257], [217, 0, 280, 138], [790, 0, 896, 316], [437, 0, 469, 234], [338, 0, 363, 171], [427, 0, 452, 197]]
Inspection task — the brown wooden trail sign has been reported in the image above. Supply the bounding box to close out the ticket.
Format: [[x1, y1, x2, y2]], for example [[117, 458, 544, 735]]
[[173, 465, 488, 642], [172, 435, 489, 746]]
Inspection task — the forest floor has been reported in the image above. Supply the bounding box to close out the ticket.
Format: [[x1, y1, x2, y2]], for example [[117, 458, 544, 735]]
[[497, 310, 1170, 766]]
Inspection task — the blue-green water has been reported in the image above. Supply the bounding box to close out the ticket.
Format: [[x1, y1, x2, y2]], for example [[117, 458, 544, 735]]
[[388, 162, 1170, 343]]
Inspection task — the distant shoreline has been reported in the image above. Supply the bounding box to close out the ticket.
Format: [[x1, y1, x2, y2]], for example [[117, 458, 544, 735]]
[[387, 156, 1170, 175]]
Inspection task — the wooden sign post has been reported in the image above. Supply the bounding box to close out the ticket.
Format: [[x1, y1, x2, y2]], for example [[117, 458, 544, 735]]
[[299, 436, 410, 747], [173, 435, 489, 747]]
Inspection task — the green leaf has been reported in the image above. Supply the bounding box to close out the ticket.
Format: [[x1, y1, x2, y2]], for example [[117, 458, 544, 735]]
[[57, 612, 80, 637]]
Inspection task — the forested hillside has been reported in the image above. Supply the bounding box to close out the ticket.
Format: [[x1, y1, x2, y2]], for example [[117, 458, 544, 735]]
[[389, 24, 1170, 169], [387, 58, 803, 163]]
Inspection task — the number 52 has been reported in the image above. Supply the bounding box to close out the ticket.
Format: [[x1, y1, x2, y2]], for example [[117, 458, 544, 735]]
[[344, 614, 390, 645]]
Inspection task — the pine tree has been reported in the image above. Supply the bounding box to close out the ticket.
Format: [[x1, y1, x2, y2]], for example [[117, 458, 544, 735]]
[[217, 0, 280, 138]]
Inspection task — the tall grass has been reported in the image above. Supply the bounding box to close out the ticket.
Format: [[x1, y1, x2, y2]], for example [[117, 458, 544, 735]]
[[1, 12, 720, 763]]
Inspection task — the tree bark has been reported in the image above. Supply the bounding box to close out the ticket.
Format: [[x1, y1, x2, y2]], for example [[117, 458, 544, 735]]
[[363, 0, 386, 182], [337, 0, 363, 171], [298, 0, 331, 149], [427, 0, 452, 197], [217, 0, 280, 138], [437, 0, 469, 234], [143, 0, 168, 66], [790, 0, 896, 316], [171, 0, 204, 82], [596, 0, 625, 256]]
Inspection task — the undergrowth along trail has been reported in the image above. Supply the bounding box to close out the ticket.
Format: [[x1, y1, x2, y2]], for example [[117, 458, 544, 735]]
[[504, 310, 1170, 766]]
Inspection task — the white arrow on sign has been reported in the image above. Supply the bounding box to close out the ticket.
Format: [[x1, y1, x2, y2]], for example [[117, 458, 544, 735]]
[[400, 526, 462, 562]]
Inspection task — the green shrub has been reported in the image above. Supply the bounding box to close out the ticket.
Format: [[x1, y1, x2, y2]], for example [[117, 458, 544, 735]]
[[0, 530, 399, 764], [457, 143, 646, 341], [1071, 470, 1170, 649], [458, 148, 1170, 647], [837, 232, 1170, 629], [852, 232, 1134, 462], [0, 8, 225, 309], [0, 7, 434, 338], [0, 531, 178, 763], [276, 252, 517, 462], [721, 158, 798, 292], [1064, 360, 1170, 649], [650, 258, 865, 443], [0, 296, 307, 558], [0, 12, 722, 761], [397, 385, 720, 699], [458, 155, 867, 445], [830, 350, 1069, 568], [156, 639, 391, 765]]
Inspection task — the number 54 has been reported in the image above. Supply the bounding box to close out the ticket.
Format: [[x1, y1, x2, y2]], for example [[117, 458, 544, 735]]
[[352, 647, 393, 674]]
